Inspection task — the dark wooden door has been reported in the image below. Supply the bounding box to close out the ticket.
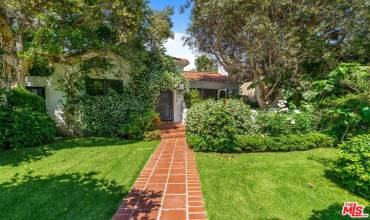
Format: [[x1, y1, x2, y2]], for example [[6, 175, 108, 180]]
[[156, 91, 173, 121]]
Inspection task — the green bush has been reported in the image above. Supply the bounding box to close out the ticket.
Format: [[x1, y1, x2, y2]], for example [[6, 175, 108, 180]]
[[184, 89, 202, 108], [0, 107, 56, 149], [335, 134, 370, 199], [257, 109, 319, 136], [119, 110, 158, 140], [186, 99, 259, 152], [143, 130, 161, 141], [235, 133, 334, 152], [0, 106, 12, 148], [319, 94, 370, 140], [78, 92, 147, 136], [7, 87, 46, 113]]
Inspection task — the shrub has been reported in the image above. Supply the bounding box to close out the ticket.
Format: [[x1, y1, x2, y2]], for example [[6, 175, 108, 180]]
[[186, 99, 259, 152], [7, 87, 46, 113], [119, 110, 158, 140], [184, 89, 202, 108], [335, 134, 370, 199], [234, 133, 334, 153], [319, 94, 370, 141], [257, 109, 319, 136], [78, 92, 147, 136], [0, 106, 12, 148], [0, 107, 56, 149], [143, 130, 161, 141]]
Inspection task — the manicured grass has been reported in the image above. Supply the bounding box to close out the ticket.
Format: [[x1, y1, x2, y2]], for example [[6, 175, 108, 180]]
[[196, 148, 369, 220], [0, 138, 158, 220]]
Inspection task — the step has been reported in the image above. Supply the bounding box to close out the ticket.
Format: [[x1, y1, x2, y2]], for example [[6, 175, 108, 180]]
[[161, 127, 186, 134], [159, 123, 185, 130], [161, 133, 186, 139]]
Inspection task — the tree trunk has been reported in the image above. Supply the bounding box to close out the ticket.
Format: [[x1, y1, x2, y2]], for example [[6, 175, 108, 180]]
[[0, 13, 18, 91], [255, 84, 268, 109]]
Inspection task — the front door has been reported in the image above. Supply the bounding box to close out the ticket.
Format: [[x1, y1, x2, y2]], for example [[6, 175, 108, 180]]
[[156, 91, 173, 121]]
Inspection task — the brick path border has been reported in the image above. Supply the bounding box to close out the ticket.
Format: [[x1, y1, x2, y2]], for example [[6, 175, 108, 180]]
[[112, 125, 207, 220]]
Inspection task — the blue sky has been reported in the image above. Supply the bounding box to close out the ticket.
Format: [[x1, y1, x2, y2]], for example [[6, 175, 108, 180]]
[[149, 0, 191, 33]]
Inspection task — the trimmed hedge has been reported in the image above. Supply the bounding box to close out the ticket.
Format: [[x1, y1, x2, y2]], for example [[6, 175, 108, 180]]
[[335, 134, 370, 199], [7, 87, 46, 113], [6, 108, 56, 149], [186, 99, 327, 153], [1, 87, 56, 149], [188, 132, 334, 153], [235, 133, 335, 152]]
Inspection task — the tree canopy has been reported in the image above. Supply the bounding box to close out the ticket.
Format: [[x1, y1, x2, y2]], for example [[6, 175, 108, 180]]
[[185, 0, 370, 108], [0, 0, 173, 96], [195, 55, 218, 72]]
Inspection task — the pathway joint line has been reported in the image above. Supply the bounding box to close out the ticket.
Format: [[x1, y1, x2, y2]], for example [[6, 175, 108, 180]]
[[112, 124, 207, 220]]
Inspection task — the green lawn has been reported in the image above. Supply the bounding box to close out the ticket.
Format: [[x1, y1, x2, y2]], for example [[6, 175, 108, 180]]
[[0, 138, 158, 220], [196, 148, 369, 220]]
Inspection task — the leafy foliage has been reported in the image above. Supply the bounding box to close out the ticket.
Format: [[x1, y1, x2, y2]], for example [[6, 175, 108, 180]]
[[234, 133, 334, 152], [186, 99, 328, 152], [186, 0, 369, 107], [77, 51, 187, 137], [304, 64, 370, 141], [119, 110, 158, 140], [335, 134, 370, 199], [143, 130, 161, 141], [256, 110, 319, 136], [311, 63, 370, 99], [29, 56, 54, 76], [6, 87, 45, 113], [0, 88, 56, 149], [195, 55, 218, 72], [319, 94, 370, 141], [184, 89, 202, 108], [186, 99, 259, 152]]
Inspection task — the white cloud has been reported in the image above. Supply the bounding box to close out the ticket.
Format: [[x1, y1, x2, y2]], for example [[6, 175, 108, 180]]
[[164, 33, 197, 71]]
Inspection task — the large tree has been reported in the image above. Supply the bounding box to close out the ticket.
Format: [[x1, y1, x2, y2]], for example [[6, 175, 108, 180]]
[[195, 55, 218, 72], [185, 0, 369, 108], [0, 0, 172, 101]]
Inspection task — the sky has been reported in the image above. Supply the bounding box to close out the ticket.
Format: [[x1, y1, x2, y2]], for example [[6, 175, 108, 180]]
[[149, 0, 197, 71]]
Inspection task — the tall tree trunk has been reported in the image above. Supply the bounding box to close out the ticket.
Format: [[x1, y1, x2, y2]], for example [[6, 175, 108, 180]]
[[0, 13, 18, 91], [255, 84, 268, 109]]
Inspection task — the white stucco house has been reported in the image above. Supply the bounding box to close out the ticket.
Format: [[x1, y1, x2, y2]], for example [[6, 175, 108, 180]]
[[24, 57, 239, 124]]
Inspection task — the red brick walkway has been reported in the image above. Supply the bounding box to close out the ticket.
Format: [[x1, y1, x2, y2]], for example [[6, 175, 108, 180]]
[[112, 124, 207, 220]]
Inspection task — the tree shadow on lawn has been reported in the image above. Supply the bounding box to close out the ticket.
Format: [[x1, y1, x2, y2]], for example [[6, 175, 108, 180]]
[[310, 203, 369, 220], [0, 171, 129, 220], [0, 137, 139, 167], [307, 154, 368, 199], [310, 203, 349, 220]]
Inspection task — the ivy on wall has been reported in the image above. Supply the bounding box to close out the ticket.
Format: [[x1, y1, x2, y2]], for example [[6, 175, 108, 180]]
[[57, 49, 188, 136]]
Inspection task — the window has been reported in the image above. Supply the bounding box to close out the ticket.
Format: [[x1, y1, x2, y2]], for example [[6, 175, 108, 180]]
[[218, 90, 227, 99], [26, 87, 45, 99], [85, 78, 124, 96], [203, 89, 218, 99]]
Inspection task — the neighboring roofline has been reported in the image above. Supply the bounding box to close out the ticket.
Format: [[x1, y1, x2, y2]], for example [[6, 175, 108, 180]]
[[183, 71, 237, 83]]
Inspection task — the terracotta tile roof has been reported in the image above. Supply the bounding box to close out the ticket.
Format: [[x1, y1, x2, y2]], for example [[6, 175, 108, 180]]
[[183, 71, 234, 83]]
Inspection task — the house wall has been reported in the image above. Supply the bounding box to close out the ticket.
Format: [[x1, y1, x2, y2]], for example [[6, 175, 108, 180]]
[[173, 90, 184, 123], [172, 80, 240, 123], [24, 57, 130, 119], [189, 81, 239, 91], [25, 64, 68, 118]]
